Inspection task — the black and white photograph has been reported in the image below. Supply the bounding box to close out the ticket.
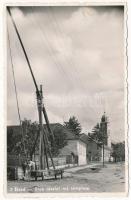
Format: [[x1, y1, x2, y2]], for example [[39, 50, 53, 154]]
[[6, 4, 127, 195]]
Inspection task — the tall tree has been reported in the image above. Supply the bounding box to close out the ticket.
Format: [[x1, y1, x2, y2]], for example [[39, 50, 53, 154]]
[[89, 114, 108, 167], [8, 119, 39, 158], [7, 127, 22, 153], [89, 123, 103, 145], [63, 116, 82, 136], [50, 124, 67, 156], [111, 142, 125, 162], [7, 119, 68, 158]]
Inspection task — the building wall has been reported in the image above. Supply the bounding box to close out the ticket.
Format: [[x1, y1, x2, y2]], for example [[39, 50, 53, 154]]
[[101, 146, 111, 162], [87, 141, 102, 161], [33, 140, 79, 167], [60, 139, 87, 166], [107, 131, 111, 148], [77, 140, 87, 165], [60, 140, 78, 156]]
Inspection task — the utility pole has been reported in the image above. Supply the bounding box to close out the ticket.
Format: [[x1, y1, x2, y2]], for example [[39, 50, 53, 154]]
[[100, 112, 108, 168], [102, 132, 105, 167], [37, 85, 45, 170]]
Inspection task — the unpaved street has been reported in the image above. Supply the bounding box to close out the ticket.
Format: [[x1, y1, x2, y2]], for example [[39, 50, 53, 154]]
[[7, 163, 126, 193]]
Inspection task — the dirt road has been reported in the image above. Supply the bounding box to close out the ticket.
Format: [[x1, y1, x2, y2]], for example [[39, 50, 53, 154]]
[[7, 163, 126, 193]]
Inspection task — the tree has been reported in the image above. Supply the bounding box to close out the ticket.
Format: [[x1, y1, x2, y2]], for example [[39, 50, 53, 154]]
[[63, 116, 82, 136], [89, 123, 103, 145], [7, 127, 20, 153], [89, 122, 106, 167], [8, 119, 39, 159], [111, 142, 125, 162], [7, 119, 68, 158], [88, 113, 108, 167], [7, 127, 24, 154], [50, 124, 67, 156], [22, 119, 39, 159]]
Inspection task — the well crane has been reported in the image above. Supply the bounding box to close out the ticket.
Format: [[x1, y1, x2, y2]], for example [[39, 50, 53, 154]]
[[7, 7, 63, 180]]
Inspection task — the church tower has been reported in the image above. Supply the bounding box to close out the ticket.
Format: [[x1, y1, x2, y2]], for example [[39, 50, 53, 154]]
[[100, 112, 108, 145]]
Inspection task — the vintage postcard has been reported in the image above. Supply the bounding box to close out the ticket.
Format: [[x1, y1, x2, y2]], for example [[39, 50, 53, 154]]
[[4, 0, 128, 198]]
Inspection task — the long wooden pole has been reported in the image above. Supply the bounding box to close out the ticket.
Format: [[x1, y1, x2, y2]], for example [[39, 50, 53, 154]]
[[7, 7, 39, 92], [8, 7, 55, 170], [7, 7, 54, 140], [42, 107, 55, 141], [37, 85, 45, 169]]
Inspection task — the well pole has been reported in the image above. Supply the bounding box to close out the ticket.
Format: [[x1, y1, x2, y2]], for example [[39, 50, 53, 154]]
[[37, 85, 45, 170]]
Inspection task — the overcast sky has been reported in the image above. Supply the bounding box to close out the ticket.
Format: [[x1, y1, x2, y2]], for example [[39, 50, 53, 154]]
[[7, 6, 125, 142]]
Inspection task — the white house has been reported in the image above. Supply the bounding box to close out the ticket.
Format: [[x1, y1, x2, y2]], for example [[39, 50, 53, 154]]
[[59, 137, 87, 166]]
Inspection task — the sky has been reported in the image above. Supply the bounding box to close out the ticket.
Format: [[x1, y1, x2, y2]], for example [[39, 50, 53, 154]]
[[7, 6, 125, 142]]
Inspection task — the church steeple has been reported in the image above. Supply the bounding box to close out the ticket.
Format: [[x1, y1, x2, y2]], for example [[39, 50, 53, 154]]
[[100, 112, 108, 145], [101, 112, 107, 122]]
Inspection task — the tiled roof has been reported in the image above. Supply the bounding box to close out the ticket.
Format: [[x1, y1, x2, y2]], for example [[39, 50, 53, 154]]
[[7, 123, 79, 140], [7, 125, 21, 136], [79, 133, 90, 144], [47, 123, 79, 140]]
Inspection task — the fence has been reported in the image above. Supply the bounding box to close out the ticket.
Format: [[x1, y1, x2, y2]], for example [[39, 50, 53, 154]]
[[7, 154, 78, 169], [7, 154, 26, 167]]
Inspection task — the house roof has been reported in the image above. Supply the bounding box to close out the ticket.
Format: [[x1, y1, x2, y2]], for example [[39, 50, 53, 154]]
[[44, 123, 79, 140], [80, 133, 112, 152], [79, 133, 103, 146], [79, 133, 90, 144], [79, 133, 98, 145], [7, 123, 79, 140], [7, 125, 21, 136]]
